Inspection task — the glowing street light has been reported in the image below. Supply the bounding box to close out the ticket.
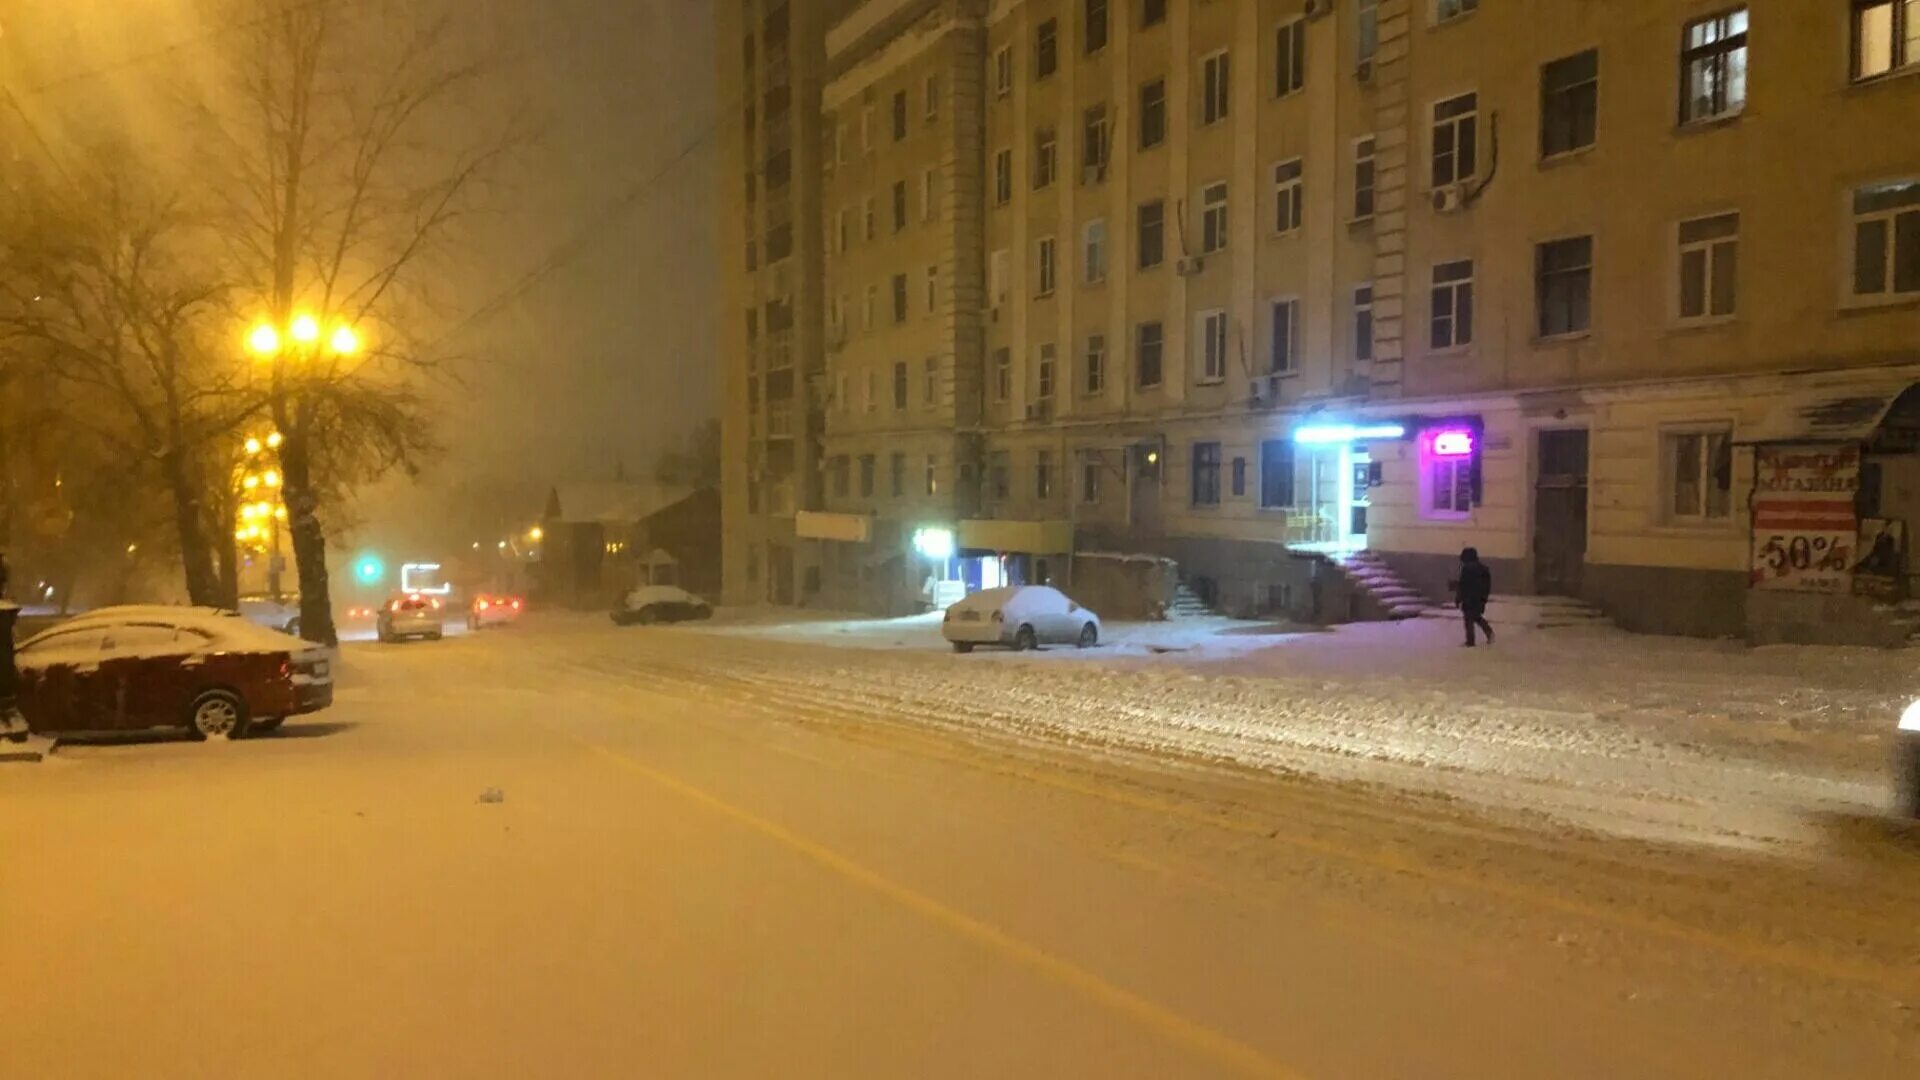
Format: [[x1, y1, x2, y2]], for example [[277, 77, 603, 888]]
[[289, 313, 321, 344], [246, 323, 281, 358], [244, 436, 263, 455], [262, 469, 282, 488], [329, 325, 361, 356], [529, 526, 545, 542], [266, 431, 284, 449]]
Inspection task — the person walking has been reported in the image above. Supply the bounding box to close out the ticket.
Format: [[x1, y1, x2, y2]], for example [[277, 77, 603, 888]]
[[1455, 547, 1494, 647]]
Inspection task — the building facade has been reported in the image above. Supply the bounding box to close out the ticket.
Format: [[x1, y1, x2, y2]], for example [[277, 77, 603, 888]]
[[720, 0, 1920, 641]]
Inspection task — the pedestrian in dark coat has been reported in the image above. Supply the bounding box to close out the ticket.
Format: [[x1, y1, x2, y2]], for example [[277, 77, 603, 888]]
[[1455, 547, 1494, 647]]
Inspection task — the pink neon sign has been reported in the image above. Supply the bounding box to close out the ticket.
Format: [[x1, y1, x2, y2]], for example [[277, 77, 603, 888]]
[[1429, 430, 1475, 457]]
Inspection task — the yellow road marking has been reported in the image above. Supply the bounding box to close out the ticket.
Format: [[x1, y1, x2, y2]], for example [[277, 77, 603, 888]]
[[567, 735, 1306, 1080]]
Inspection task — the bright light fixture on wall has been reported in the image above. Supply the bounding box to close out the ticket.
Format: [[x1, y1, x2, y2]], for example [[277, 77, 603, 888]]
[[1430, 430, 1476, 457], [400, 562, 451, 596], [912, 527, 956, 560], [1292, 422, 1406, 445]]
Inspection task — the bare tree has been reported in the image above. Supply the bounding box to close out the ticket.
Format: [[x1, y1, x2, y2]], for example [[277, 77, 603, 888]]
[[191, 0, 522, 645], [0, 152, 247, 607]]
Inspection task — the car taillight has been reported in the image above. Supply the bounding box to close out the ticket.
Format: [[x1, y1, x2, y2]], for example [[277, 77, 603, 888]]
[[388, 600, 402, 613], [430, 598, 442, 611], [278, 659, 291, 678], [476, 599, 490, 611], [510, 599, 521, 610]]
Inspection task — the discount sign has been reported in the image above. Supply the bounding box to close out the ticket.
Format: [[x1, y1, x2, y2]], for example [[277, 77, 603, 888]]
[[1751, 444, 1859, 593]]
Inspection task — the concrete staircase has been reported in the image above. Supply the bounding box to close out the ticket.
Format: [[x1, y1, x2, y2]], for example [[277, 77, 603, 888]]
[[1336, 551, 1432, 621], [1168, 583, 1212, 618], [1420, 594, 1613, 630]]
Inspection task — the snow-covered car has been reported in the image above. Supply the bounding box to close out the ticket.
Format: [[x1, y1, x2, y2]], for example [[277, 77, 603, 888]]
[[467, 593, 523, 630], [376, 594, 444, 642], [237, 593, 302, 636], [942, 586, 1101, 653], [15, 606, 333, 739], [610, 585, 712, 626]]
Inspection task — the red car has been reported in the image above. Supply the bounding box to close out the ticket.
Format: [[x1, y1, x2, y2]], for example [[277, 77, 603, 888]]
[[16, 606, 334, 740], [467, 593, 523, 631]]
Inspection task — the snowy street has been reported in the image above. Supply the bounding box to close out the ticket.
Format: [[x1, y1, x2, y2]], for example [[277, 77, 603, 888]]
[[5, 613, 1919, 1077]]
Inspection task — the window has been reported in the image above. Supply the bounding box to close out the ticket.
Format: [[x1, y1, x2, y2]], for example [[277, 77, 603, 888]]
[[859, 454, 876, 497], [1541, 51, 1598, 158], [1201, 51, 1230, 125], [1358, 0, 1380, 66], [836, 121, 849, 164], [1681, 8, 1748, 124], [1426, 448, 1473, 517], [1431, 259, 1475, 348], [864, 370, 878, 412], [890, 452, 907, 497], [1353, 136, 1376, 219], [1191, 442, 1222, 506], [1143, 0, 1167, 28], [860, 105, 874, 151], [892, 273, 909, 323], [1275, 19, 1305, 97], [1435, 0, 1478, 23], [892, 179, 908, 231], [994, 347, 1012, 401], [1431, 92, 1479, 187], [1354, 284, 1375, 361], [1081, 459, 1101, 503], [1665, 430, 1733, 521], [1084, 334, 1106, 394], [1196, 310, 1228, 383], [1035, 450, 1054, 499], [1036, 18, 1059, 79], [835, 372, 848, 412], [1853, 0, 1920, 81], [1139, 79, 1167, 149], [1082, 104, 1110, 176], [892, 90, 908, 140], [1231, 457, 1247, 498], [921, 168, 938, 221], [837, 207, 851, 252], [1086, 0, 1109, 53], [893, 359, 908, 409], [989, 248, 1010, 306], [926, 454, 939, 496], [924, 264, 938, 312], [1677, 212, 1739, 321], [1272, 158, 1303, 234], [1083, 219, 1107, 283], [990, 452, 1011, 499], [831, 456, 850, 497], [1200, 182, 1229, 253], [1034, 127, 1057, 188], [863, 285, 877, 329], [1036, 236, 1057, 295], [1137, 199, 1166, 268], [924, 74, 940, 120], [994, 45, 1013, 97], [923, 355, 939, 405], [1260, 439, 1295, 508], [994, 148, 1013, 205], [1038, 343, 1057, 399], [1536, 236, 1593, 337], [1269, 299, 1299, 374], [1852, 180, 1920, 299], [863, 196, 876, 240], [1136, 322, 1164, 388]]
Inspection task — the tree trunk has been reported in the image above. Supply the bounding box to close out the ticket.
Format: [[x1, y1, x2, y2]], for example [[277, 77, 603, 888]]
[[164, 448, 221, 606], [279, 424, 336, 646]]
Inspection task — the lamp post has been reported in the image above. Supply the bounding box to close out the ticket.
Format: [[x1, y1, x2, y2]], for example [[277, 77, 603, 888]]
[[244, 313, 360, 644]]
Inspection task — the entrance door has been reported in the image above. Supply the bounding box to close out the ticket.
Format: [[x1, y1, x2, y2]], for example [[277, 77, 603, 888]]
[[1129, 444, 1163, 535], [1533, 429, 1589, 596]]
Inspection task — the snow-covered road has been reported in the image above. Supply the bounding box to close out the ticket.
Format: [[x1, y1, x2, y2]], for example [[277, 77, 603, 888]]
[[3, 612, 1917, 1077]]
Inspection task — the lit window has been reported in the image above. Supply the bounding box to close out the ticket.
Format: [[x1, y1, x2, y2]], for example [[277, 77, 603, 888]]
[[1680, 8, 1748, 124], [1853, 0, 1920, 81], [1423, 439, 1473, 519]]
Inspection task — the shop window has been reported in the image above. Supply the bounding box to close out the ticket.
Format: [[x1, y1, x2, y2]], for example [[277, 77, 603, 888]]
[[1420, 433, 1474, 519], [1664, 429, 1732, 522]]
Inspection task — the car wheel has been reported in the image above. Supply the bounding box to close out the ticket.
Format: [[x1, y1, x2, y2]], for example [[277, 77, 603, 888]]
[[185, 689, 250, 741], [1014, 625, 1037, 651], [1077, 623, 1098, 648], [952, 641, 974, 654]]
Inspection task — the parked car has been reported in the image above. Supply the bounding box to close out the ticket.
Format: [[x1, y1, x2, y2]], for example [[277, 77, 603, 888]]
[[376, 594, 444, 642], [467, 593, 524, 631], [237, 593, 301, 636], [15, 606, 333, 739], [611, 585, 712, 626], [942, 586, 1101, 653]]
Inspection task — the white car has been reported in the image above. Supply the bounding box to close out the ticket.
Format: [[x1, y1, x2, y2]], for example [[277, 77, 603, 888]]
[[376, 594, 444, 642], [611, 585, 712, 626], [942, 585, 1101, 653], [237, 594, 302, 636]]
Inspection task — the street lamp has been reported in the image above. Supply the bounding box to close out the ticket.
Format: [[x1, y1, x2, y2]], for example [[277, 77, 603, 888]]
[[246, 313, 362, 362]]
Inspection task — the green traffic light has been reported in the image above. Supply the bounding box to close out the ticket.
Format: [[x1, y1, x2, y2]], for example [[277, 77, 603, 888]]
[[354, 554, 386, 585]]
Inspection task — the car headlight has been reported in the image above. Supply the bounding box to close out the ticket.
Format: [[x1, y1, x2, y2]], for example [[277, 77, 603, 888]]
[[1902, 700, 1920, 733]]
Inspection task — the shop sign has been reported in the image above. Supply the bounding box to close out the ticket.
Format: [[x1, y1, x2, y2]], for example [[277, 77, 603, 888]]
[[1750, 444, 1859, 593]]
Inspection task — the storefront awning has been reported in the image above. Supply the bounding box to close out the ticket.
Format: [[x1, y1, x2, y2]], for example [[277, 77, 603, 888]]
[[1740, 378, 1919, 444], [957, 518, 1074, 554], [795, 511, 872, 543]]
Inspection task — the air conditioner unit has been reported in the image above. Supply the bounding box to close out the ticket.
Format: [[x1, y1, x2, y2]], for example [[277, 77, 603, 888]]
[[1303, 0, 1333, 19], [1355, 58, 1375, 83], [1431, 185, 1466, 214], [1175, 255, 1206, 276]]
